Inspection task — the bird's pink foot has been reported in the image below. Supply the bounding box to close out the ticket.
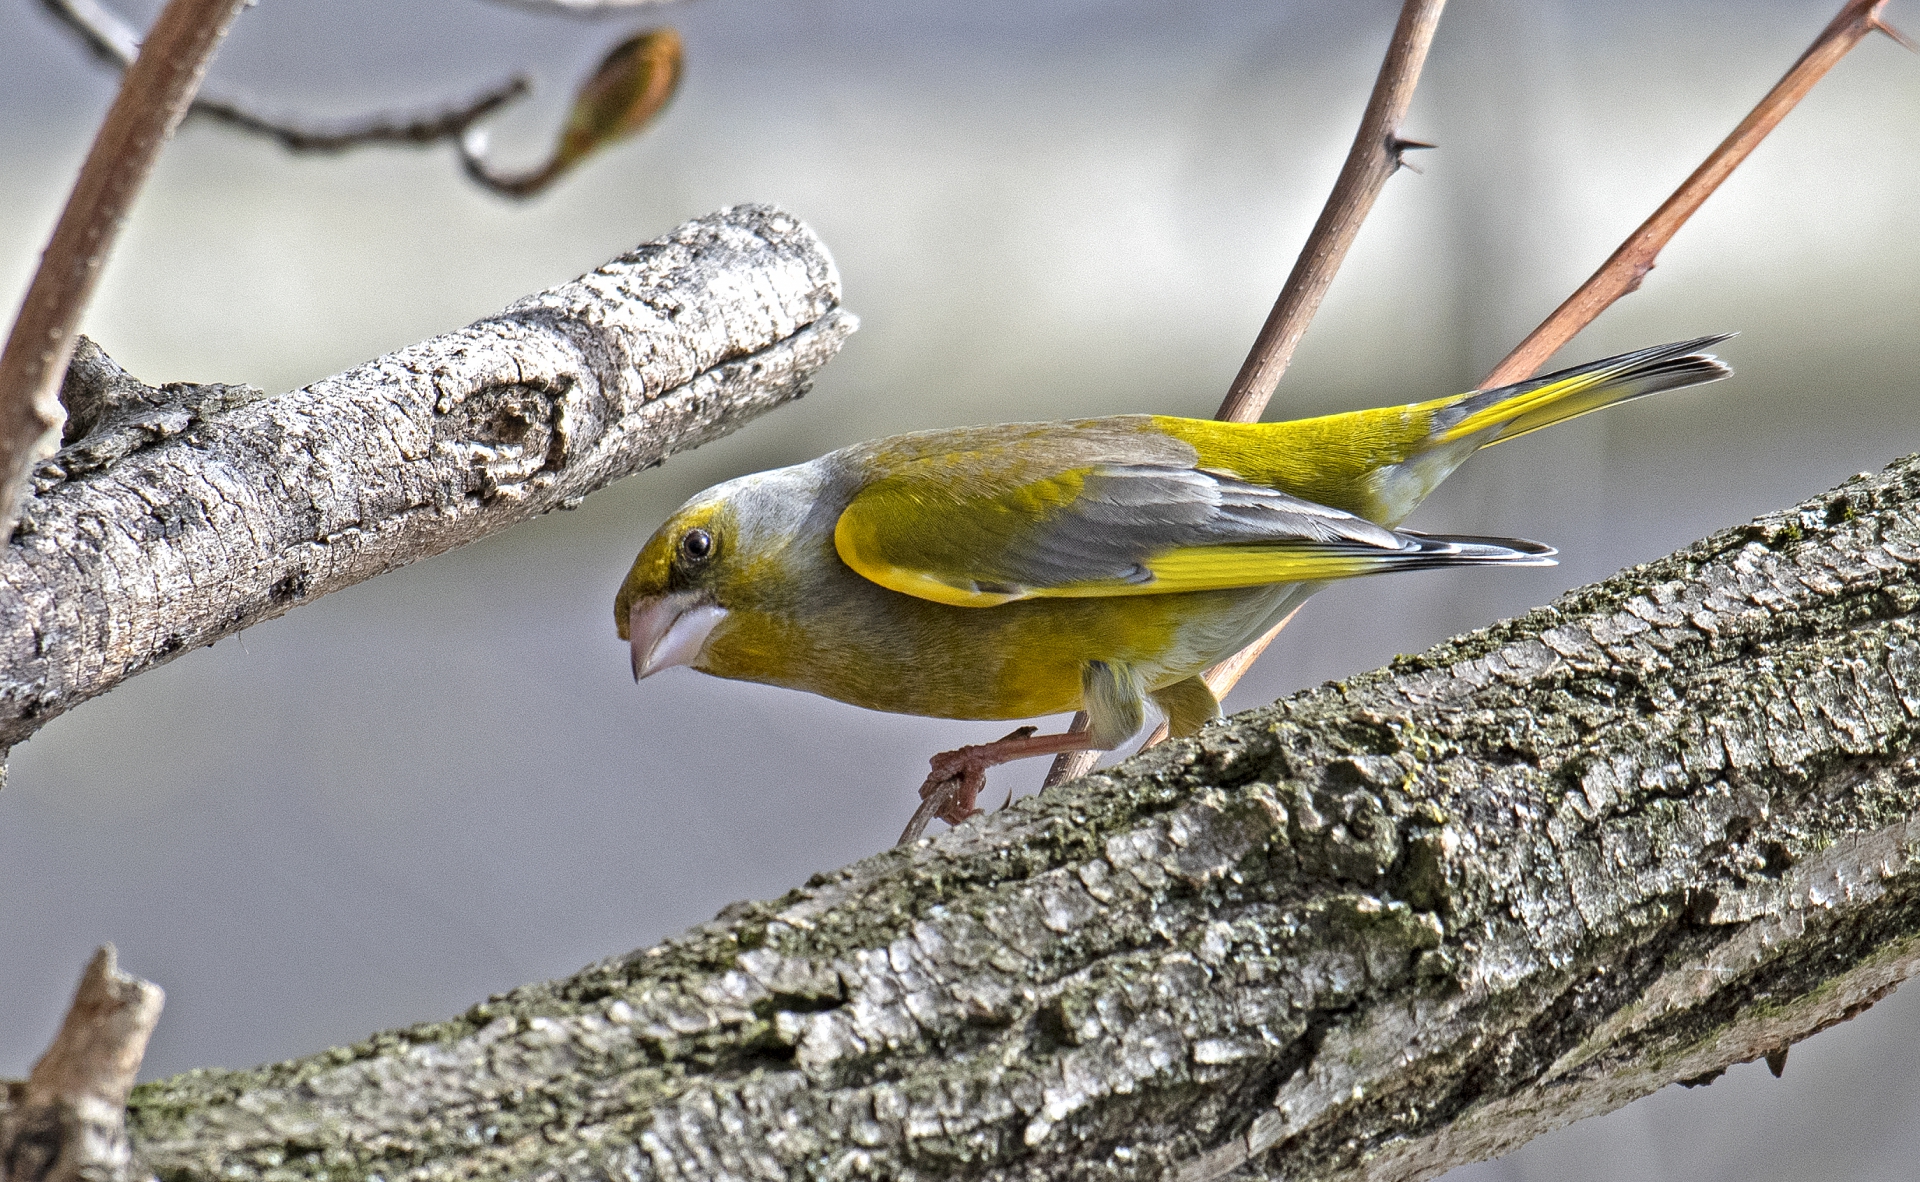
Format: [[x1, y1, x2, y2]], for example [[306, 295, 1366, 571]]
[[899, 727, 1100, 844]]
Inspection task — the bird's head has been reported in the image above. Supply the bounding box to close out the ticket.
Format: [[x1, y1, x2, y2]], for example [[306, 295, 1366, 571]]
[[615, 489, 735, 681], [615, 462, 832, 681]]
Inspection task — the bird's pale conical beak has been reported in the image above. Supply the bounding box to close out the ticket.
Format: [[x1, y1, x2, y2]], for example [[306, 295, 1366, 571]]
[[629, 593, 728, 681]]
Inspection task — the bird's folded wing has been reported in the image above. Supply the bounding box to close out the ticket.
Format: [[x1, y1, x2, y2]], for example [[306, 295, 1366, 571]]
[[834, 459, 1548, 607]]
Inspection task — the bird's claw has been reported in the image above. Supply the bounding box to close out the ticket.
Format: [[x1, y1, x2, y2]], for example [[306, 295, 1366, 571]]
[[912, 727, 1042, 829], [897, 726, 1095, 846]]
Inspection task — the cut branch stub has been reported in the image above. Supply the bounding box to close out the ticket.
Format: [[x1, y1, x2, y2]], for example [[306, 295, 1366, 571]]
[[123, 450, 1920, 1181], [0, 204, 855, 766], [0, 945, 164, 1182]]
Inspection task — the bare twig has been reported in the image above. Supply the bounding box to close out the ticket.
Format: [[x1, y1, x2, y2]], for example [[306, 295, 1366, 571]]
[[1040, 0, 1448, 792], [39, 0, 138, 62], [192, 77, 533, 154], [1137, 0, 1914, 770], [1481, 0, 1913, 389], [1214, 0, 1448, 425], [898, 784, 960, 848], [40, 0, 534, 155], [0, 0, 249, 537], [0, 946, 163, 1182]]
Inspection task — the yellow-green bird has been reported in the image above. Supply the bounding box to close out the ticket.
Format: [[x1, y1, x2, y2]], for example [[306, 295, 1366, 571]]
[[617, 335, 1730, 794]]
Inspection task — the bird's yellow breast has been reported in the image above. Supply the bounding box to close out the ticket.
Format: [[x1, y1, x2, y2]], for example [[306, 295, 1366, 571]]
[[698, 561, 1292, 723]]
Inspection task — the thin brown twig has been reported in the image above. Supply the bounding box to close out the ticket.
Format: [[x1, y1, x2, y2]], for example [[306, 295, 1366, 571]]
[[40, 0, 535, 156], [39, 0, 139, 63], [1172, 0, 1912, 760], [0, 0, 250, 537], [1481, 0, 1913, 389], [899, 783, 963, 848], [1040, 0, 1449, 791], [193, 77, 534, 153], [461, 132, 578, 199], [1214, 0, 1449, 425]]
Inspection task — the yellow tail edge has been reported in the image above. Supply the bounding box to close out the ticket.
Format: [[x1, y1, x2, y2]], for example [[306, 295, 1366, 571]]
[[1436, 334, 1735, 447]]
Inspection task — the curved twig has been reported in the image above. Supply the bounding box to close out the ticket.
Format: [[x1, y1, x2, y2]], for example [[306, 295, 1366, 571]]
[[457, 26, 684, 200], [39, 0, 535, 155], [192, 76, 532, 153]]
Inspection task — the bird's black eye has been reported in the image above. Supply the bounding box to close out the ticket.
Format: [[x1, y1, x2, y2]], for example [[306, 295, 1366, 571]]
[[679, 528, 713, 563]]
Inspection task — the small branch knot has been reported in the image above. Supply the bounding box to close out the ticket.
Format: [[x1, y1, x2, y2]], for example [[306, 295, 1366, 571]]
[[21, 338, 266, 524]]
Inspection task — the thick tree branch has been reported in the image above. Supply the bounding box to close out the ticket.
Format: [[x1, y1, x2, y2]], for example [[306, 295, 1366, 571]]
[[0, 204, 854, 768], [117, 446, 1920, 1180]]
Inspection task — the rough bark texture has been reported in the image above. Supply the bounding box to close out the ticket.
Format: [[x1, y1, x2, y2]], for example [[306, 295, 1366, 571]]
[[119, 449, 1920, 1181], [0, 204, 855, 766]]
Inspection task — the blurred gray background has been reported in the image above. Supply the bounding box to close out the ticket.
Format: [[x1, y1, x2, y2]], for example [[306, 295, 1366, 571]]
[[2, 0, 1917, 1177]]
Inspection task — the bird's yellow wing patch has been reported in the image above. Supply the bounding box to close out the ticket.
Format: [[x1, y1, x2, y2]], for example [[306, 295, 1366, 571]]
[[1134, 545, 1395, 593], [833, 467, 1093, 606], [833, 443, 1553, 607]]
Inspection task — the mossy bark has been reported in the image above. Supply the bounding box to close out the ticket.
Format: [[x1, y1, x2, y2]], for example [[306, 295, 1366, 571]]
[[115, 452, 1920, 1180]]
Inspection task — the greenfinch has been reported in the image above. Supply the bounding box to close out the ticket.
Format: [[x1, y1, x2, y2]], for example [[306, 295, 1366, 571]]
[[617, 336, 1731, 776]]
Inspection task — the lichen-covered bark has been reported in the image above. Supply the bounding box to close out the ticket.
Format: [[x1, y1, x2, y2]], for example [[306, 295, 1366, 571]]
[[115, 448, 1920, 1180], [0, 204, 854, 763]]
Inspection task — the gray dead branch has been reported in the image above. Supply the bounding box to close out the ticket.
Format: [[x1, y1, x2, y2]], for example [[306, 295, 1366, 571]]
[[0, 946, 163, 1182], [114, 444, 1920, 1180], [0, 203, 854, 771]]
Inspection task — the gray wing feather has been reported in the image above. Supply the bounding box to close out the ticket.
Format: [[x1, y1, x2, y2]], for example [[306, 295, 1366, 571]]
[[992, 464, 1409, 589]]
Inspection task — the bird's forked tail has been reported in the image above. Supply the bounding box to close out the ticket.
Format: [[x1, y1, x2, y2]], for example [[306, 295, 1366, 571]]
[[1432, 334, 1734, 447]]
